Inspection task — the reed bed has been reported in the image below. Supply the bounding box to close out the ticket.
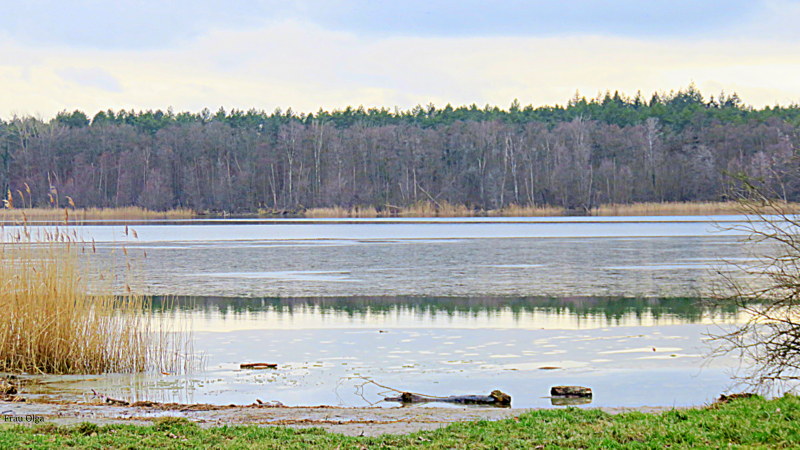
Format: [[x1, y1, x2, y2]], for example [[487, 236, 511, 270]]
[[394, 201, 474, 217], [593, 201, 800, 216], [396, 202, 436, 217], [349, 206, 380, 218], [0, 227, 189, 374], [0, 207, 194, 223], [491, 204, 565, 217], [282, 201, 797, 219], [303, 206, 351, 218], [303, 206, 380, 218]]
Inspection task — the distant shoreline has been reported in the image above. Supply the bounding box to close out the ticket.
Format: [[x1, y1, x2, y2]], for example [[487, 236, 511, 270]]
[[0, 201, 792, 223]]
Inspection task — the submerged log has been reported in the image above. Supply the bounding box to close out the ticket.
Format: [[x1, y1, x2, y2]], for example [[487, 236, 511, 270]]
[[384, 390, 511, 406], [240, 363, 278, 369], [550, 386, 592, 397]]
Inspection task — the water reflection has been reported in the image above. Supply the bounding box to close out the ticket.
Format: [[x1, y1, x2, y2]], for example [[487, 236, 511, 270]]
[[21, 295, 746, 408], [550, 397, 593, 406], [150, 296, 745, 332]]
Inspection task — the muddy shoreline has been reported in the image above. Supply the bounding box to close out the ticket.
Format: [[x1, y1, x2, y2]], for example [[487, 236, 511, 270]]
[[0, 399, 681, 436]]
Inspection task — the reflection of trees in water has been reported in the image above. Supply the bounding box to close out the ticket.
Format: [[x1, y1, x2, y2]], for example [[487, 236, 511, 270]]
[[149, 295, 740, 324]]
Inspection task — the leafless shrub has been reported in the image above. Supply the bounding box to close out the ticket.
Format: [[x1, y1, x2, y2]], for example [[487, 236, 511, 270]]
[[710, 176, 800, 392]]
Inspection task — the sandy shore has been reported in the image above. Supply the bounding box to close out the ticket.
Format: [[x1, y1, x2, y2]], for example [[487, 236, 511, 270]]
[[0, 400, 681, 436]]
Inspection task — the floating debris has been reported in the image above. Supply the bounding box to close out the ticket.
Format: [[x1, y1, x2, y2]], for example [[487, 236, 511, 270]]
[[385, 390, 511, 406], [240, 363, 278, 370]]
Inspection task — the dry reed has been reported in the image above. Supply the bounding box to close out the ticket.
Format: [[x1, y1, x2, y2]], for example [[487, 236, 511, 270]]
[[593, 201, 800, 216], [278, 201, 792, 219], [0, 207, 194, 224], [303, 206, 380, 218], [491, 204, 564, 217], [0, 226, 189, 374], [395, 201, 474, 217], [303, 206, 350, 218]]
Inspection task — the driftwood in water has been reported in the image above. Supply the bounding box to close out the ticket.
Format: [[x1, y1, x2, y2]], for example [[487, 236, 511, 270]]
[[91, 389, 130, 406], [384, 390, 511, 406], [550, 386, 592, 397], [240, 363, 278, 369], [105, 397, 130, 406]]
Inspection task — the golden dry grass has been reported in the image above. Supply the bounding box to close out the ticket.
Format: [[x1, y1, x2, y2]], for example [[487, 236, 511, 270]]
[[303, 206, 382, 218], [0, 207, 195, 223], [593, 201, 800, 216], [491, 204, 564, 217], [302, 206, 380, 218], [349, 206, 380, 218], [303, 206, 350, 218], [0, 227, 188, 374], [303, 201, 771, 218], [395, 201, 474, 217]]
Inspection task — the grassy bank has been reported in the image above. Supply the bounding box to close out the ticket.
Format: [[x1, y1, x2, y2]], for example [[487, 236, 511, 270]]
[[1, 395, 798, 448]]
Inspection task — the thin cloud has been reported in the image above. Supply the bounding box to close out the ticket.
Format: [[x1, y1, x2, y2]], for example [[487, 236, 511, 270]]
[[56, 67, 122, 92], [1, 10, 800, 117]]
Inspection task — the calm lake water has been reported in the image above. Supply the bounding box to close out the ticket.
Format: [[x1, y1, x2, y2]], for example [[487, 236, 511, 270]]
[[10, 216, 766, 408]]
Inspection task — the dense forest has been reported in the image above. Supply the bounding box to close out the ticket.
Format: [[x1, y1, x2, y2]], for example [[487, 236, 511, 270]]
[[2, 86, 799, 213]]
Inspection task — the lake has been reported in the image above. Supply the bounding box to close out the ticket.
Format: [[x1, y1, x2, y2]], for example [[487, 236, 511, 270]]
[[9, 216, 765, 408]]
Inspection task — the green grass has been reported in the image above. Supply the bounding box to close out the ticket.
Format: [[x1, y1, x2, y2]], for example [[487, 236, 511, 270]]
[[1, 395, 798, 448]]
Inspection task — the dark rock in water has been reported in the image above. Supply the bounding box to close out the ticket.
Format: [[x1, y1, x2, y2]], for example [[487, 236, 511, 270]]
[[550, 386, 592, 397], [384, 389, 511, 407]]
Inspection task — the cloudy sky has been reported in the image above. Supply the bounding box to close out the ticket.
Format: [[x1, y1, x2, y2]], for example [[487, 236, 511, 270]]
[[2, 0, 799, 118]]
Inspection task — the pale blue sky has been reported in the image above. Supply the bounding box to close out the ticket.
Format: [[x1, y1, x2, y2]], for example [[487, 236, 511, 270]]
[[1, 1, 799, 116], [0, 0, 760, 48]]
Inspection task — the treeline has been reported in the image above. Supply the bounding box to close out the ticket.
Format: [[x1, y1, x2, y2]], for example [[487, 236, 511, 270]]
[[1, 86, 799, 212]]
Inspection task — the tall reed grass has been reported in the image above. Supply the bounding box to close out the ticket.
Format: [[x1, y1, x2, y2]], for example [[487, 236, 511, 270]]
[[490, 204, 564, 217], [592, 201, 799, 216], [304, 201, 476, 218], [303, 201, 793, 218], [303, 206, 350, 218], [0, 207, 194, 224], [303, 206, 381, 218], [398, 201, 475, 217], [0, 226, 190, 374]]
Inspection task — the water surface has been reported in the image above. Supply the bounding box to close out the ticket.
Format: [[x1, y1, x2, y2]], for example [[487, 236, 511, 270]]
[[8, 216, 766, 407], [23, 296, 746, 408]]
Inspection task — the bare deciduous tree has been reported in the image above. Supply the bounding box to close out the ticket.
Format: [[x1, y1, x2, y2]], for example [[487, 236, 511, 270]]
[[711, 177, 800, 392]]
